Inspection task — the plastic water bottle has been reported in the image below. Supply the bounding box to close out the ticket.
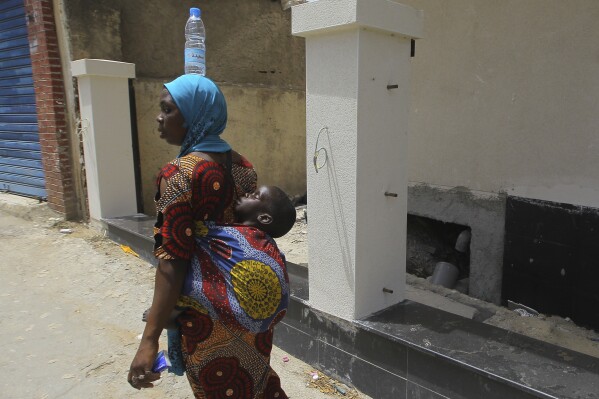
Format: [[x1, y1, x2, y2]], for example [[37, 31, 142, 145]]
[[184, 7, 206, 75]]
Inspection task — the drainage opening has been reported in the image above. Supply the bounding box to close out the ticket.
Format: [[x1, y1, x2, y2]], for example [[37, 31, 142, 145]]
[[407, 214, 471, 293]]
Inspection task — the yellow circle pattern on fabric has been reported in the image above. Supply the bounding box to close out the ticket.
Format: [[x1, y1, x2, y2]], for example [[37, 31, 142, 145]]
[[231, 260, 281, 320], [194, 221, 209, 237]]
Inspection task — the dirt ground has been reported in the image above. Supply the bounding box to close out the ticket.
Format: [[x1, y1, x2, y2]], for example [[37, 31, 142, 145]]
[[0, 196, 371, 399], [277, 206, 309, 266], [277, 206, 599, 359]]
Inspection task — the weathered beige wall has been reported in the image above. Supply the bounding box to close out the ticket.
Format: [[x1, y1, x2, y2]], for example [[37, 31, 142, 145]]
[[64, 0, 123, 61], [122, 0, 306, 88], [401, 0, 599, 208], [224, 85, 306, 196], [63, 0, 307, 215], [135, 79, 306, 215], [64, 0, 305, 88]]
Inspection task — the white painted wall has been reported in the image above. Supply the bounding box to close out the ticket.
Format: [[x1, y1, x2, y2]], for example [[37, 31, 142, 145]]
[[304, 28, 360, 320], [294, 0, 422, 320], [355, 30, 412, 318], [71, 59, 137, 221], [401, 0, 599, 208]]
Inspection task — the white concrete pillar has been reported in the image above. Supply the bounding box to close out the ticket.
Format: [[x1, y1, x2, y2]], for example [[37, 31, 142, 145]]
[[71, 59, 137, 221], [293, 0, 423, 320]]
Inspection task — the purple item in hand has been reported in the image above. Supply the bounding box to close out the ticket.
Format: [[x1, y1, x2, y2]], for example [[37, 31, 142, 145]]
[[152, 350, 172, 373]]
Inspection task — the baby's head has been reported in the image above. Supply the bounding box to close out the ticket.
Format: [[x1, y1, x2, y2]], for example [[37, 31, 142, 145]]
[[234, 186, 296, 238]]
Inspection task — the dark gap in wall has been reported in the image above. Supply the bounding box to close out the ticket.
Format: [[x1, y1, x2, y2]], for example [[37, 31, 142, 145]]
[[407, 214, 471, 288], [128, 80, 143, 213]]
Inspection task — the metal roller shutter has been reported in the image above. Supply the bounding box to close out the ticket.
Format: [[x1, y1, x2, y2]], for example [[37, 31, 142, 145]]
[[0, 0, 46, 199]]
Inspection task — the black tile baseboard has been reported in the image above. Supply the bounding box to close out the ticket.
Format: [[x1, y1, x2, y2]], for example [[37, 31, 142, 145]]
[[407, 348, 543, 399], [276, 296, 598, 399], [503, 196, 599, 330], [406, 381, 450, 399]]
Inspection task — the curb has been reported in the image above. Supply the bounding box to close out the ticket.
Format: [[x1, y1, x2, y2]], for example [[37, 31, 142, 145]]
[[0, 192, 63, 222]]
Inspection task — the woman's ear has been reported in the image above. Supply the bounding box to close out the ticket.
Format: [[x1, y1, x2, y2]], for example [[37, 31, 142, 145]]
[[257, 213, 273, 225]]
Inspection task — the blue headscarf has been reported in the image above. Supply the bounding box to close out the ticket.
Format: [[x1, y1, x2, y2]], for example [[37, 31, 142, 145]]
[[164, 75, 231, 157]]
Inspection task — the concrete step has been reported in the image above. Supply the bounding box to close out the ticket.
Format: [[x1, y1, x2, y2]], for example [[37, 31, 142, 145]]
[[102, 214, 156, 265], [105, 214, 599, 399]]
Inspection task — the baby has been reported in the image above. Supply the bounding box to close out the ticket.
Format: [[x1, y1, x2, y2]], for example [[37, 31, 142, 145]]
[[144, 185, 296, 323], [144, 186, 296, 374], [233, 185, 297, 239]]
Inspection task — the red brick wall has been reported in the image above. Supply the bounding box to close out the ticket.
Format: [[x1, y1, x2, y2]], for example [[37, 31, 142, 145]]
[[24, 0, 79, 219]]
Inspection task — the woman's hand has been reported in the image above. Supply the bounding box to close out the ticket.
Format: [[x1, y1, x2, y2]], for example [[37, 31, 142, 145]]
[[128, 339, 161, 389], [127, 258, 188, 389]]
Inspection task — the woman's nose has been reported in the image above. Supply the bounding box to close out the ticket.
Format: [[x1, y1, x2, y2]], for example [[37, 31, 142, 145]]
[[156, 115, 163, 123]]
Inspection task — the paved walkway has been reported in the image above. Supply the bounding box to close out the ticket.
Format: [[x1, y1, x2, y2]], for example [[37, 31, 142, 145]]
[[0, 194, 368, 399]]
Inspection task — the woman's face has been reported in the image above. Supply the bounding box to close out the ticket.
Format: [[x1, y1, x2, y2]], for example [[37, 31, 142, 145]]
[[157, 89, 187, 146], [234, 186, 273, 224]]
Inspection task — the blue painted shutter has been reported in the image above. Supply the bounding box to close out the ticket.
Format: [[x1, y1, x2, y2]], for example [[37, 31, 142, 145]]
[[0, 0, 46, 199]]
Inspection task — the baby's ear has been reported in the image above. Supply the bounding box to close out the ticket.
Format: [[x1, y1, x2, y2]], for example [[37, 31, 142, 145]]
[[257, 213, 273, 225]]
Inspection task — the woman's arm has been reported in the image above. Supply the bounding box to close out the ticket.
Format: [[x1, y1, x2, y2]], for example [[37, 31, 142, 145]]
[[128, 258, 188, 389], [128, 174, 189, 389]]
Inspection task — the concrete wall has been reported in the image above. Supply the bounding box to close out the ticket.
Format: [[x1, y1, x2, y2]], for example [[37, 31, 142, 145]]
[[62, 0, 307, 214], [393, 0, 599, 303], [60, 0, 599, 303], [408, 183, 506, 304], [400, 0, 599, 209], [64, 0, 599, 211], [60, 0, 599, 212]]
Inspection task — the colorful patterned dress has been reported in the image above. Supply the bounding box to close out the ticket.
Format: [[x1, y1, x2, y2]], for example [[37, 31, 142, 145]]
[[154, 154, 289, 399]]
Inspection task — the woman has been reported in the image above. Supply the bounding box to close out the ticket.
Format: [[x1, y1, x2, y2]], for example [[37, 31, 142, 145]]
[[128, 75, 288, 399]]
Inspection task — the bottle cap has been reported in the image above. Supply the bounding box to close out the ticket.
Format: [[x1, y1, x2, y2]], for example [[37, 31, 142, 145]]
[[190, 7, 201, 18]]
